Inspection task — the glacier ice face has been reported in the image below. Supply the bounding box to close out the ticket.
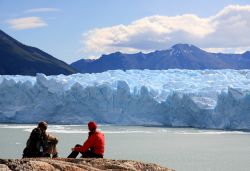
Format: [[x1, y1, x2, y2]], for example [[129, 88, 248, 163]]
[[1, 69, 250, 130]]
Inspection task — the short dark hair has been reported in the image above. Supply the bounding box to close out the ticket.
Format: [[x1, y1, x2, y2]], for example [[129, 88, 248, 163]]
[[38, 121, 48, 130]]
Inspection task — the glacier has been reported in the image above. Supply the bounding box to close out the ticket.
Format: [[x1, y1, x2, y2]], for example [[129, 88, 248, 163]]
[[1, 69, 250, 130]]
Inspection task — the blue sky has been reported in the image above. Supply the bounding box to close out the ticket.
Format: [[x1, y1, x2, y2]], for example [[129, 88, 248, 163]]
[[1, 0, 250, 63]]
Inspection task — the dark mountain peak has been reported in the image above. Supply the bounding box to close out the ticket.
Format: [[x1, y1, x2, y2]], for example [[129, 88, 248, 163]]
[[171, 43, 200, 51], [0, 29, 7, 36], [83, 58, 95, 62], [168, 44, 205, 56], [172, 43, 192, 49], [0, 29, 76, 75], [100, 51, 125, 61], [0, 29, 21, 45], [111, 51, 124, 56], [242, 51, 250, 55], [242, 51, 250, 58], [101, 51, 122, 57], [85, 59, 95, 62], [72, 58, 93, 64]]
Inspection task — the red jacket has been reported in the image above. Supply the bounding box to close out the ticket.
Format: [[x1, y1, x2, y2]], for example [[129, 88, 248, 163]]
[[74, 131, 105, 155]]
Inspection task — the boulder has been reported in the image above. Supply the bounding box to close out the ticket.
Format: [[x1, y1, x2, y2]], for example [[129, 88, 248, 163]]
[[0, 158, 174, 171]]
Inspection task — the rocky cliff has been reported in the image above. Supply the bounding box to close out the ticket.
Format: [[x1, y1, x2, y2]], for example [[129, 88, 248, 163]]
[[0, 158, 174, 171]]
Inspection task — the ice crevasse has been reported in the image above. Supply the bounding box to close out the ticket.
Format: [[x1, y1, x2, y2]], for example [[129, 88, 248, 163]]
[[1, 69, 250, 130]]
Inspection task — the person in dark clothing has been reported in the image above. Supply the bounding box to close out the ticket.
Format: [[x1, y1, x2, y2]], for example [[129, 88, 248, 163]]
[[22, 121, 58, 158], [68, 121, 105, 158]]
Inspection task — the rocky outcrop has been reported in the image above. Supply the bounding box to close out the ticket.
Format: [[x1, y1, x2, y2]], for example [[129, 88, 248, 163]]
[[0, 158, 174, 171]]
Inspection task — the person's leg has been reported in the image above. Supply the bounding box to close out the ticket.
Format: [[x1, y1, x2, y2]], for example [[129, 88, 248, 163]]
[[44, 133, 59, 158], [23, 147, 32, 158], [93, 153, 103, 158], [80, 150, 103, 158], [67, 144, 81, 158], [52, 147, 58, 158], [80, 150, 92, 158], [23, 148, 42, 158], [67, 151, 80, 158], [49, 143, 58, 158], [43, 142, 53, 157], [22, 147, 29, 158]]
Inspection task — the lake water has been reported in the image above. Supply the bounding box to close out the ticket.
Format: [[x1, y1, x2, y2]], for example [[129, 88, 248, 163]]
[[0, 124, 250, 171]]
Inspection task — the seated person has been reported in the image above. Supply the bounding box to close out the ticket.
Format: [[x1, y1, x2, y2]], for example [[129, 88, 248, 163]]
[[23, 121, 58, 158], [44, 132, 58, 158], [68, 121, 104, 158]]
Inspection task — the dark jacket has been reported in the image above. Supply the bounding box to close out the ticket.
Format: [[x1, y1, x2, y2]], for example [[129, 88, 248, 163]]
[[23, 128, 47, 158]]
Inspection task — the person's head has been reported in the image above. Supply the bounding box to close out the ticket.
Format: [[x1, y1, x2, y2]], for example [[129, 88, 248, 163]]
[[88, 121, 97, 132], [38, 121, 48, 132]]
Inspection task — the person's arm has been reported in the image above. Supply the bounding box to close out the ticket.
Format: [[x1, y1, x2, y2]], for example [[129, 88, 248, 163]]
[[74, 135, 95, 152], [27, 128, 42, 147], [46, 133, 58, 144], [32, 128, 44, 140], [28, 128, 47, 151], [40, 131, 48, 151]]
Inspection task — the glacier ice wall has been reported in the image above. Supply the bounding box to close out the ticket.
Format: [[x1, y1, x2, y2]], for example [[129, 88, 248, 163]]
[[1, 69, 250, 130]]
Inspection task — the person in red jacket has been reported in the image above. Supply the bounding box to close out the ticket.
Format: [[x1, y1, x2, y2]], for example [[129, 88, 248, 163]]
[[67, 121, 105, 158]]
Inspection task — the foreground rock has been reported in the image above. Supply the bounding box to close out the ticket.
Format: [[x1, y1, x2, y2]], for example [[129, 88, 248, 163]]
[[0, 158, 174, 171]]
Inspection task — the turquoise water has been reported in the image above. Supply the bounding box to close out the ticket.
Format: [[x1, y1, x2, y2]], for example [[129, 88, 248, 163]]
[[0, 124, 250, 171]]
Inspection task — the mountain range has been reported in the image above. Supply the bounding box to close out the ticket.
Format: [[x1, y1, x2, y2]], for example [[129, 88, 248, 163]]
[[71, 44, 250, 73], [2, 28, 250, 76], [0, 29, 76, 75]]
